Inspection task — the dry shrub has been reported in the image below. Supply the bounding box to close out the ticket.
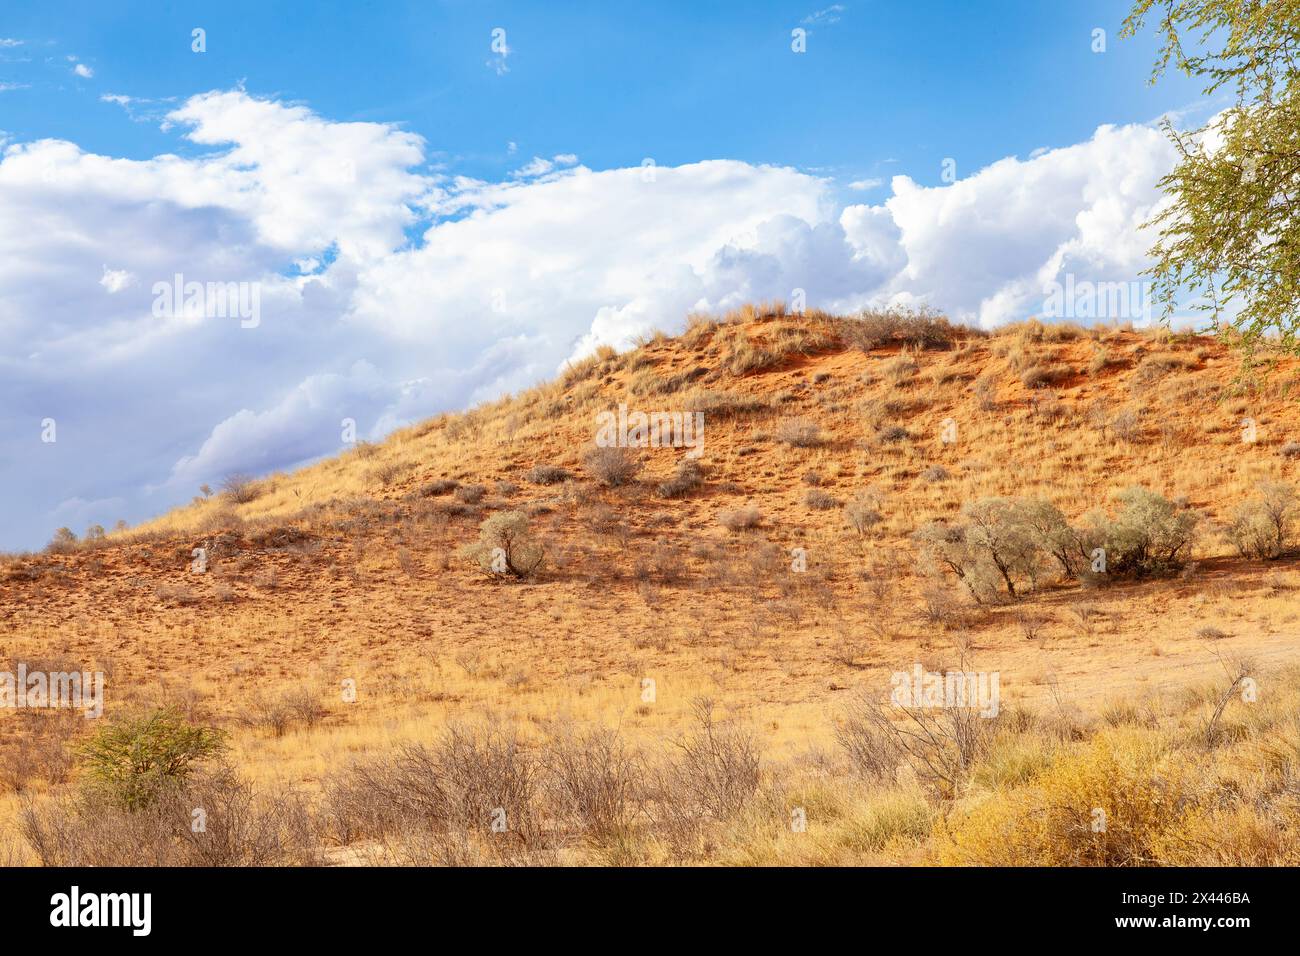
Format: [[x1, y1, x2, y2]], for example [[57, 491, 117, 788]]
[[681, 388, 769, 417], [880, 354, 920, 385], [454, 483, 487, 504], [21, 766, 316, 866], [1089, 346, 1119, 374], [583, 445, 643, 487], [973, 376, 997, 410], [1111, 407, 1142, 442], [417, 478, 459, 496], [845, 495, 883, 535], [526, 465, 571, 485], [459, 510, 546, 578], [243, 688, 325, 737], [1020, 363, 1071, 389], [657, 459, 705, 498], [0, 710, 82, 793], [667, 701, 759, 817], [723, 338, 783, 376], [837, 693, 996, 799], [581, 502, 631, 549], [322, 723, 547, 864], [1224, 480, 1298, 559], [220, 473, 260, 504], [805, 488, 840, 510], [1132, 351, 1197, 388], [842, 307, 971, 352], [545, 726, 642, 839], [649, 700, 760, 857], [719, 505, 762, 532], [775, 417, 822, 448], [632, 540, 687, 585], [371, 462, 404, 487]]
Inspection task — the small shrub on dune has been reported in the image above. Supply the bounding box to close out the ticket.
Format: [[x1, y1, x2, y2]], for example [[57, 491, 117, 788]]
[[719, 505, 762, 532], [845, 496, 883, 536], [775, 417, 822, 448], [805, 488, 840, 510], [583, 445, 643, 487], [46, 527, 78, 554], [880, 354, 919, 385], [1083, 487, 1199, 578], [658, 459, 706, 499], [526, 465, 571, 485], [221, 473, 260, 505], [1019, 363, 1071, 389], [680, 388, 769, 418], [454, 483, 487, 505], [459, 510, 546, 579], [417, 478, 459, 496], [842, 307, 972, 352]]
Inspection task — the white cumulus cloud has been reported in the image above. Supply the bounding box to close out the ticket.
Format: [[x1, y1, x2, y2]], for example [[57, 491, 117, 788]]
[[0, 90, 1179, 549]]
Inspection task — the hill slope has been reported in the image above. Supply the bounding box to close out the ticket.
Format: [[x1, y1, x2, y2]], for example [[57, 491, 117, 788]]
[[4, 307, 1300, 865]]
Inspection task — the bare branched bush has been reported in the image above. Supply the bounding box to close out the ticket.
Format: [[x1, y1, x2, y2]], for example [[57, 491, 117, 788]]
[[322, 723, 546, 864], [653, 700, 759, 843], [0, 710, 81, 793], [221, 473, 260, 504], [838, 693, 996, 799], [21, 766, 316, 866], [544, 726, 642, 838], [583, 445, 643, 487], [1225, 480, 1298, 559]]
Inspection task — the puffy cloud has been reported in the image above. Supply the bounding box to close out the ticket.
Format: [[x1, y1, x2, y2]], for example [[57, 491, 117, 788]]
[[0, 90, 1178, 549], [99, 266, 136, 293], [859, 123, 1178, 327]]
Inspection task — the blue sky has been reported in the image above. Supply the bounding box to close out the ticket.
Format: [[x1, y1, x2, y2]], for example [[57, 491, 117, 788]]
[[0, 2, 1214, 550], [3, 1, 1200, 189]]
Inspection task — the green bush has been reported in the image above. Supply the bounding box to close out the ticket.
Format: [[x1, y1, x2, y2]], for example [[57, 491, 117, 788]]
[[77, 708, 227, 811]]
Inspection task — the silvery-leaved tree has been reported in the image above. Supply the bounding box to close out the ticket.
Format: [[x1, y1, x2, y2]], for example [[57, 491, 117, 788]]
[[1123, 0, 1300, 356]]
